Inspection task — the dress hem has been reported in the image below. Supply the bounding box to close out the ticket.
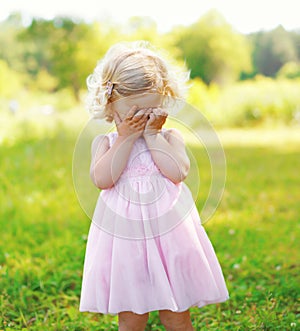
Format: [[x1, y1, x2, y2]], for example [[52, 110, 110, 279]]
[[79, 295, 230, 316]]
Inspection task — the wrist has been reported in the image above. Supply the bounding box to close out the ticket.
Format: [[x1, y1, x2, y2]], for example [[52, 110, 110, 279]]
[[143, 132, 162, 144], [117, 133, 140, 144], [143, 129, 161, 137]]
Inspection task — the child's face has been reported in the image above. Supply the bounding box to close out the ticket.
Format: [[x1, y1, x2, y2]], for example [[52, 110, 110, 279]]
[[111, 93, 163, 120]]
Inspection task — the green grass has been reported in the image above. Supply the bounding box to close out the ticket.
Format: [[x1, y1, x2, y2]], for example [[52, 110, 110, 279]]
[[0, 111, 299, 330]]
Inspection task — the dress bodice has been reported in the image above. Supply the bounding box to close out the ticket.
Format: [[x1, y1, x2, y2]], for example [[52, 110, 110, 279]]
[[108, 132, 161, 181]]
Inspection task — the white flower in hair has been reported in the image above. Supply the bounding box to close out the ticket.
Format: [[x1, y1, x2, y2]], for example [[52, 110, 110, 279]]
[[106, 81, 114, 97]]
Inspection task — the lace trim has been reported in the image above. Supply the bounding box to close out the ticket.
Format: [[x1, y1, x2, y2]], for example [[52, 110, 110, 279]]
[[107, 129, 167, 148], [107, 131, 160, 178]]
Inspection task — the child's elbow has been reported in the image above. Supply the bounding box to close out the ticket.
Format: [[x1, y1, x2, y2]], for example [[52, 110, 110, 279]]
[[90, 169, 114, 190], [178, 165, 190, 183], [180, 157, 190, 181], [168, 162, 190, 184], [180, 166, 189, 182]]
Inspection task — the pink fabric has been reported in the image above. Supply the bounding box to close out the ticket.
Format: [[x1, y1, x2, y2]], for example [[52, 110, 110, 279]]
[[79, 132, 229, 315]]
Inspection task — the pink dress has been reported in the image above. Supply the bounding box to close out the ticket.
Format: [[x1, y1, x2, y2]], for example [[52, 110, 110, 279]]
[[79, 131, 229, 315]]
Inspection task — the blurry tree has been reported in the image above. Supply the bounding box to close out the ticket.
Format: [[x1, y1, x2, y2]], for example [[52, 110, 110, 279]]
[[34, 68, 59, 92], [290, 30, 300, 59], [174, 10, 252, 85], [49, 18, 99, 100], [2, 10, 300, 104], [121, 16, 185, 71], [250, 25, 298, 77], [277, 61, 300, 79], [0, 60, 22, 97], [124, 16, 159, 42], [18, 18, 54, 79], [0, 13, 28, 73], [18, 17, 115, 99]]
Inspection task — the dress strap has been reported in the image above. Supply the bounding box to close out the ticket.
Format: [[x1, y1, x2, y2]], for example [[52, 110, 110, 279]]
[[107, 131, 118, 148]]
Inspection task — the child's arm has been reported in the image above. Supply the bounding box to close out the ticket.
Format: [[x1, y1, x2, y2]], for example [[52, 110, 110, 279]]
[[90, 106, 150, 189], [143, 111, 190, 184]]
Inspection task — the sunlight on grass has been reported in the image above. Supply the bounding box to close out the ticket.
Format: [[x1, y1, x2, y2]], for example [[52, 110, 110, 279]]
[[218, 125, 300, 148], [0, 110, 299, 330]]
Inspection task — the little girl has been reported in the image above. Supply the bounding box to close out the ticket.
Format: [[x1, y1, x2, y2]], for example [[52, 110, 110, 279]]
[[79, 41, 229, 331]]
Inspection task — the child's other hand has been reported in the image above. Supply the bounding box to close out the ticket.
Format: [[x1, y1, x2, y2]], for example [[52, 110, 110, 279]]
[[144, 108, 168, 136], [114, 106, 151, 140]]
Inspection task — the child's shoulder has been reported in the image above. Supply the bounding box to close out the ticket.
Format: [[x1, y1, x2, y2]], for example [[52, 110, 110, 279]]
[[91, 132, 115, 153], [92, 133, 108, 145], [92, 131, 117, 145]]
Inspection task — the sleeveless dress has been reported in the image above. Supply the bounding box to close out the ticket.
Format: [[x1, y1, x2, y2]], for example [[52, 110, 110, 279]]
[[79, 131, 229, 315]]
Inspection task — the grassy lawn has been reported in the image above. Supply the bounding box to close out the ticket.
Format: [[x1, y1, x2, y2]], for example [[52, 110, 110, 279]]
[[0, 111, 299, 330]]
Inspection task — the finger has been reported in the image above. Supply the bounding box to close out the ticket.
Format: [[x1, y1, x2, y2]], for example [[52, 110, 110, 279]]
[[160, 116, 167, 126], [126, 105, 138, 119], [134, 117, 149, 128], [131, 110, 150, 125], [143, 108, 153, 120], [152, 108, 160, 116], [141, 108, 152, 120], [155, 111, 168, 121], [147, 113, 157, 125], [161, 109, 168, 117], [159, 114, 168, 122], [133, 108, 149, 118], [157, 108, 163, 116], [154, 108, 167, 117]]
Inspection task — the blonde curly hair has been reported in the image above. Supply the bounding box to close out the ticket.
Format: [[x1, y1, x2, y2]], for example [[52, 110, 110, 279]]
[[85, 41, 189, 122]]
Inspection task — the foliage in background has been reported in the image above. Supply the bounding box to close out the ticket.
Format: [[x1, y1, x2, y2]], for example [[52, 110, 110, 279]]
[[0, 60, 23, 98], [17, 17, 115, 100], [174, 10, 252, 85], [1, 11, 300, 95], [277, 61, 300, 79], [188, 77, 300, 127], [249, 26, 298, 77], [0, 11, 300, 127]]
